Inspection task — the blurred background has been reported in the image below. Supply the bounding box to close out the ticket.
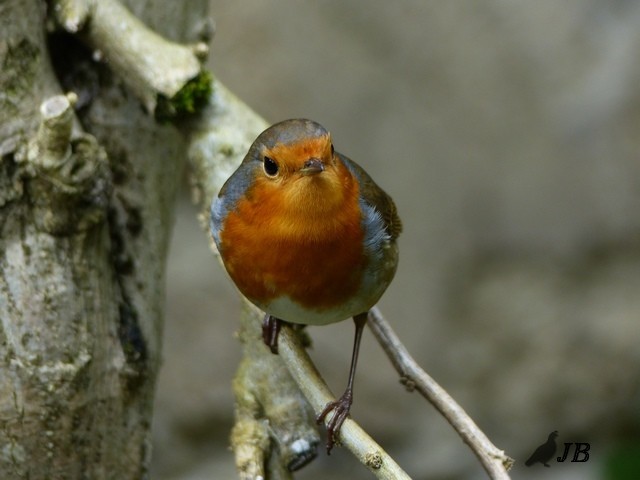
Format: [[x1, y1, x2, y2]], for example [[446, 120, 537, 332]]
[[151, 1, 640, 479]]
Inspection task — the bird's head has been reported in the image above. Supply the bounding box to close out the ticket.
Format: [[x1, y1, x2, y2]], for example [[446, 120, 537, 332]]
[[243, 119, 350, 216]]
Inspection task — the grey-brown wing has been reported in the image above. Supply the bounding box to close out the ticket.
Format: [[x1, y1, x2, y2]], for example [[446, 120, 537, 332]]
[[339, 153, 402, 241]]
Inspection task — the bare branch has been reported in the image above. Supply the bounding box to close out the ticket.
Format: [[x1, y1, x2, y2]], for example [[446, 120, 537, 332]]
[[367, 307, 514, 478], [275, 315, 412, 480], [52, 0, 206, 113]]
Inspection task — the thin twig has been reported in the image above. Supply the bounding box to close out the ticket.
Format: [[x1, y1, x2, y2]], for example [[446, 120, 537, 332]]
[[367, 307, 514, 478], [275, 317, 412, 480]]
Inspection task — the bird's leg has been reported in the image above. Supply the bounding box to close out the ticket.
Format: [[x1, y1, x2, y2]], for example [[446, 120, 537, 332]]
[[316, 311, 368, 454], [262, 314, 282, 354]]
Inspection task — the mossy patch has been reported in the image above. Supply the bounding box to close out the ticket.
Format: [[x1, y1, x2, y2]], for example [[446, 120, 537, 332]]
[[155, 70, 213, 122]]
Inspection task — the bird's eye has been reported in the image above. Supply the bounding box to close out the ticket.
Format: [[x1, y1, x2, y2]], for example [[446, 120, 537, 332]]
[[263, 156, 279, 176]]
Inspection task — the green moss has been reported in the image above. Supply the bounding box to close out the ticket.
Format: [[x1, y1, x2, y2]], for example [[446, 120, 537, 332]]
[[155, 70, 213, 122], [173, 70, 213, 114]]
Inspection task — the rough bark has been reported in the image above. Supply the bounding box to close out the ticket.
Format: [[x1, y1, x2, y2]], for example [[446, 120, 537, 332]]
[[0, 1, 207, 478]]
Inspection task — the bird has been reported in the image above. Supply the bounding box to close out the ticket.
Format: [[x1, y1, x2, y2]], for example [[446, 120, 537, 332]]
[[525, 430, 559, 467], [210, 119, 401, 454]]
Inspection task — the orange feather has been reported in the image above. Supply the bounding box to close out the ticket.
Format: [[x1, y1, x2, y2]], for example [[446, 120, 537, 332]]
[[220, 149, 365, 311]]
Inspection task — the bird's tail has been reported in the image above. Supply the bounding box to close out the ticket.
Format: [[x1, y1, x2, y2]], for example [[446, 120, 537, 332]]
[[524, 457, 535, 466]]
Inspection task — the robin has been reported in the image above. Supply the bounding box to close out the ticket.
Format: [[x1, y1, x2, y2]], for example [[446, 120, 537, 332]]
[[211, 118, 401, 453]]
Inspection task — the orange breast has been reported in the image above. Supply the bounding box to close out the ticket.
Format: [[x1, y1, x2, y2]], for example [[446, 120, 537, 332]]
[[219, 166, 365, 312]]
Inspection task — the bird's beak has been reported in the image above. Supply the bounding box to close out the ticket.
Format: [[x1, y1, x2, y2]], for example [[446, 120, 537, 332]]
[[299, 158, 325, 176]]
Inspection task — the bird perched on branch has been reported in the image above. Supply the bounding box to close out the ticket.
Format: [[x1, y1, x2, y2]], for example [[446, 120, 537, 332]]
[[211, 118, 401, 454]]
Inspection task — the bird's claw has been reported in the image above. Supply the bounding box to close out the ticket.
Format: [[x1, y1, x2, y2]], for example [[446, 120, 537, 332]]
[[316, 391, 353, 454], [262, 314, 281, 354]]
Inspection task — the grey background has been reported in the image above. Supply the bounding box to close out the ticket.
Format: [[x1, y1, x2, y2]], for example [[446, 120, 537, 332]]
[[152, 2, 640, 479]]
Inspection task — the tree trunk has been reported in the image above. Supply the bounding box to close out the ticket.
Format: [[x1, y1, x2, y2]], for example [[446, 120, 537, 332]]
[[0, 1, 208, 477]]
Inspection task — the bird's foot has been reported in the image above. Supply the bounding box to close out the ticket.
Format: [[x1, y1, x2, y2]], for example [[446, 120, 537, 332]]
[[316, 390, 353, 454], [262, 314, 281, 354]]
